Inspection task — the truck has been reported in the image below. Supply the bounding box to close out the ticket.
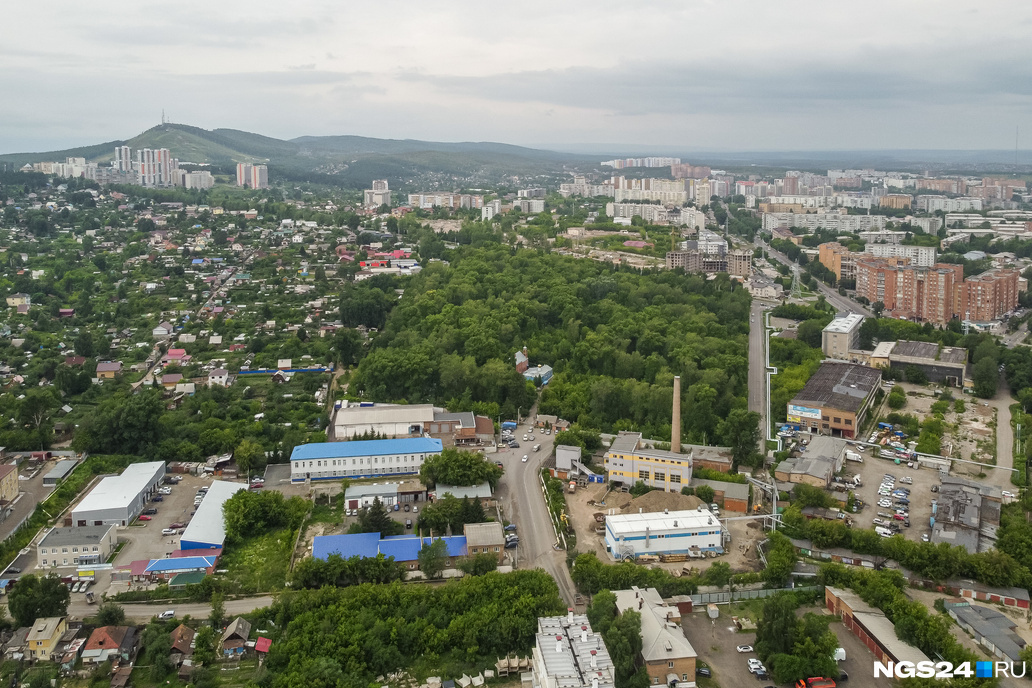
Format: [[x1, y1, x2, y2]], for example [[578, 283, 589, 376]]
[[568, 481, 577, 494], [85, 591, 96, 605], [501, 421, 517, 431], [845, 450, 863, 463]]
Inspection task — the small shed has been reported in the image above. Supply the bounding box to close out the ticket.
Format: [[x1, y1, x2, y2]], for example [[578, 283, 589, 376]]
[[43, 460, 77, 486]]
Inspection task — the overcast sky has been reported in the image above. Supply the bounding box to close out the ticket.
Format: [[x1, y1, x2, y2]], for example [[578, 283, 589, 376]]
[[3, 0, 1031, 154]]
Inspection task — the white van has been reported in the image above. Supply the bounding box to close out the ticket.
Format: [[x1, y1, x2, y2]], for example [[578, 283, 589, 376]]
[[533, 444, 541, 452]]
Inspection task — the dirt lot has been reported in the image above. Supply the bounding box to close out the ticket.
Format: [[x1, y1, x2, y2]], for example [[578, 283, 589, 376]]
[[564, 482, 766, 574], [887, 383, 996, 463]]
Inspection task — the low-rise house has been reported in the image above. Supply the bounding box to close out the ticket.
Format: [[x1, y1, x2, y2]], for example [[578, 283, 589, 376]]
[[221, 617, 251, 658], [82, 626, 136, 664], [208, 369, 229, 387], [614, 587, 697, 687], [153, 321, 174, 339], [169, 624, 195, 666], [463, 522, 505, 562], [27, 616, 67, 661], [161, 373, 183, 389], [96, 361, 123, 379], [433, 482, 493, 507]]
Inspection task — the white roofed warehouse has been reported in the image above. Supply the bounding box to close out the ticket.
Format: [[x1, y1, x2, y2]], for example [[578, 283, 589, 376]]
[[70, 462, 165, 527], [180, 480, 247, 550], [604, 509, 724, 561]]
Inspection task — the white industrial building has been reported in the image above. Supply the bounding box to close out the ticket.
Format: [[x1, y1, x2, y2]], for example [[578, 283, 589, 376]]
[[290, 438, 444, 483], [530, 612, 616, 688], [333, 403, 435, 439], [604, 509, 723, 560], [821, 313, 864, 360], [180, 480, 247, 550], [70, 462, 165, 527]]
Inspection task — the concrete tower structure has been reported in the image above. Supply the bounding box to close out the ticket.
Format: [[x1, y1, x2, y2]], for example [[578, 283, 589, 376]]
[[671, 376, 682, 453]]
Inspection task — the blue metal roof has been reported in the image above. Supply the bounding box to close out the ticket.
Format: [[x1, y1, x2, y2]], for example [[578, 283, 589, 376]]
[[312, 533, 466, 562], [312, 532, 380, 560], [290, 438, 443, 462], [145, 556, 216, 572]]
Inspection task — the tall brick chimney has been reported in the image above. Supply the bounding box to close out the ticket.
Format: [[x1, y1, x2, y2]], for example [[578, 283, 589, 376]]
[[671, 375, 682, 453]]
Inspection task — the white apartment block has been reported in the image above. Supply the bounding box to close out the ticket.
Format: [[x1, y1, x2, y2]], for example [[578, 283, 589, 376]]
[[904, 216, 944, 234], [136, 148, 177, 188], [917, 196, 983, 212], [763, 212, 887, 233], [559, 176, 615, 198], [481, 199, 502, 221], [859, 230, 906, 244], [864, 244, 937, 267]]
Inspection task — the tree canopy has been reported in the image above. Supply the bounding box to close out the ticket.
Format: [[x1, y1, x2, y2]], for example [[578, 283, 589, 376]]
[[7, 574, 70, 628], [419, 447, 503, 490]]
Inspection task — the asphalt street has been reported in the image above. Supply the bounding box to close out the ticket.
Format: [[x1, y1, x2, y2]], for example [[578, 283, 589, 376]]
[[757, 238, 873, 317], [493, 412, 578, 606]]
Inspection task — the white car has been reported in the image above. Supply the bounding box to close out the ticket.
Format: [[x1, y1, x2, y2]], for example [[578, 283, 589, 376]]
[[873, 518, 887, 526], [522, 455, 529, 463], [736, 645, 753, 653], [878, 499, 892, 508], [162, 528, 178, 536], [158, 487, 172, 495], [1003, 490, 1015, 498], [747, 658, 762, 667], [158, 610, 176, 620]]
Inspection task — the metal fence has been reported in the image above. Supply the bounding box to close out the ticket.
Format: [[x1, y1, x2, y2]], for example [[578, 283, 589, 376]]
[[691, 586, 819, 605]]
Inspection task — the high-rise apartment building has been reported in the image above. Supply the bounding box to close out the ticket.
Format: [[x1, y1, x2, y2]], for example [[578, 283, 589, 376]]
[[250, 165, 268, 189], [136, 148, 175, 187], [956, 269, 1020, 322], [670, 163, 711, 179], [236, 163, 252, 187], [363, 180, 392, 207], [817, 243, 856, 281], [115, 146, 132, 173], [877, 194, 913, 209]]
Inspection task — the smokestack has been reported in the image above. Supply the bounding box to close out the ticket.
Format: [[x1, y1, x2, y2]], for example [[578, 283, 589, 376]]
[[672, 376, 681, 453]]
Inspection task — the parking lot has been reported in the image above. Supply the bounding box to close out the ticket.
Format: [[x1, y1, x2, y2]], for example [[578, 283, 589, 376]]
[[847, 444, 938, 542], [105, 472, 224, 595], [679, 607, 880, 688]]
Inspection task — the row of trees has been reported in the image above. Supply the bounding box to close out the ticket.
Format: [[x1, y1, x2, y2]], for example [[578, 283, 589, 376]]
[[755, 592, 839, 684], [587, 591, 649, 688], [570, 552, 699, 597], [419, 448, 504, 490]]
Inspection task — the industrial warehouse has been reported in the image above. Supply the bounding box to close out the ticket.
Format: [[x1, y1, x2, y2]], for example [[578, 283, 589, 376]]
[[604, 509, 724, 560], [786, 362, 882, 438], [179, 480, 247, 550], [289, 437, 444, 482], [69, 462, 166, 527]]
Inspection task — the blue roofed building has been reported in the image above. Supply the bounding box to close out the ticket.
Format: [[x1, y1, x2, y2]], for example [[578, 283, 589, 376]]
[[290, 438, 443, 483], [144, 556, 218, 579], [312, 532, 466, 572]]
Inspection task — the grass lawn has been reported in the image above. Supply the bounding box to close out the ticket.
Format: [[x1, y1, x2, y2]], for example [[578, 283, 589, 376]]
[[309, 496, 346, 524], [220, 528, 294, 593]]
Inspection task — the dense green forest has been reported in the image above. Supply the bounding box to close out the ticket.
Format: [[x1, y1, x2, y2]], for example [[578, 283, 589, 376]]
[[350, 246, 751, 443], [260, 571, 566, 685]]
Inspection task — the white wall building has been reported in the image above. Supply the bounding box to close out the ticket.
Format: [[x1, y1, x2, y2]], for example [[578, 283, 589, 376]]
[[530, 613, 616, 688], [38, 525, 117, 569], [290, 438, 444, 483], [180, 480, 247, 550], [332, 403, 436, 440], [70, 462, 165, 527], [917, 196, 983, 212], [604, 509, 723, 560]]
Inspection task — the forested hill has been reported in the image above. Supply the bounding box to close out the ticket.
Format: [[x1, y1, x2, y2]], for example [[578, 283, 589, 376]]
[[347, 244, 754, 453]]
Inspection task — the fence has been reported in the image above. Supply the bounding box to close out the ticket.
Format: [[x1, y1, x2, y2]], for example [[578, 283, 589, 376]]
[[690, 585, 819, 605]]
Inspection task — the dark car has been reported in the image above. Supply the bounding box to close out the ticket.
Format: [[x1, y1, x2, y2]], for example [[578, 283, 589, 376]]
[[143, 508, 158, 515], [755, 672, 769, 681], [6, 567, 21, 574], [695, 669, 711, 678], [505, 540, 518, 549], [509, 441, 520, 448], [839, 672, 849, 682], [152, 495, 163, 502], [504, 524, 517, 531], [405, 519, 412, 529]]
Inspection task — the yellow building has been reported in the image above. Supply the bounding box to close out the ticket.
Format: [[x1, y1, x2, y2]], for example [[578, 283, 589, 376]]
[[27, 616, 67, 661], [604, 432, 692, 492], [0, 464, 17, 503], [5, 293, 30, 307]]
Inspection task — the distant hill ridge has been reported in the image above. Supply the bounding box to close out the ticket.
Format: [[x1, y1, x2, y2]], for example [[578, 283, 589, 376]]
[[0, 123, 579, 167]]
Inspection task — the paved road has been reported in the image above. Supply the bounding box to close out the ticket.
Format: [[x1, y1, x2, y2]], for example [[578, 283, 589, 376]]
[[494, 412, 578, 607], [68, 595, 276, 622], [757, 239, 873, 316], [1002, 320, 1029, 348]]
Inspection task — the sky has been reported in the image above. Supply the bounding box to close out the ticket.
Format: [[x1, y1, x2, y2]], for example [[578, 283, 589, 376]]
[[2, 0, 1032, 154]]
